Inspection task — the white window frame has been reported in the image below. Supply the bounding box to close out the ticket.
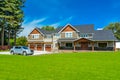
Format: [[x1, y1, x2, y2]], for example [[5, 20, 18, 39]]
[[46, 35, 52, 39], [31, 34, 40, 39], [65, 32, 73, 38], [54, 33, 60, 38]]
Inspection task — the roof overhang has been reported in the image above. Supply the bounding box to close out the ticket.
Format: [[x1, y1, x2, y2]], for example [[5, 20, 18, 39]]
[[74, 38, 93, 42], [58, 23, 79, 33]]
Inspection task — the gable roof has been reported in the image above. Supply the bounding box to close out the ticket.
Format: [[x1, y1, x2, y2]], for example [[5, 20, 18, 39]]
[[58, 24, 79, 33], [93, 30, 117, 41], [55, 24, 94, 33]]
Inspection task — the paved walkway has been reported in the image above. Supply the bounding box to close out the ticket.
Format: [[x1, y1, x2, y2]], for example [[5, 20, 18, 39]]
[[0, 51, 52, 55]]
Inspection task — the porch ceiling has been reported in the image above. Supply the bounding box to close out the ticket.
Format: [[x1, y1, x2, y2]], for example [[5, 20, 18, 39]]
[[58, 38, 77, 42], [74, 38, 93, 42]]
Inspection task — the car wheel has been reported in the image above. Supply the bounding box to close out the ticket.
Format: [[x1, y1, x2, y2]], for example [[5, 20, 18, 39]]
[[23, 52, 27, 56], [11, 51, 14, 55]]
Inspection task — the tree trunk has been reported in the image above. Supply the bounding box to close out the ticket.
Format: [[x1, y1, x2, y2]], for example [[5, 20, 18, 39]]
[[1, 26, 4, 47], [14, 28, 16, 46], [8, 27, 10, 48]]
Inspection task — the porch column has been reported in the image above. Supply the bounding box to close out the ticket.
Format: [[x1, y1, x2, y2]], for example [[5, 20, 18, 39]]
[[92, 42, 94, 51], [74, 42, 76, 51], [28, 44, 30, 48], [43, 44, 46, 51], [35, 44, 37, 50], [114, 41, 116, 51]]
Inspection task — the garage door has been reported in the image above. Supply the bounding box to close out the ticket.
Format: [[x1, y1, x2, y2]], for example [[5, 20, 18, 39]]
[[45, 45, 51, 51], [37, 44, 43, 51]]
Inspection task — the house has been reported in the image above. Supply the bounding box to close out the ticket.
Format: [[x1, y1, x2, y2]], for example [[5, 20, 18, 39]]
[[27, 24, 117, 51]]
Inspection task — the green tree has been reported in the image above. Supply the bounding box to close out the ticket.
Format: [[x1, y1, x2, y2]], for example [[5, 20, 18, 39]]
[[16, 36, 27, 46], [0, 0, 25, 48], [104, 22, 120, 40], [41, 26, 55, 31]]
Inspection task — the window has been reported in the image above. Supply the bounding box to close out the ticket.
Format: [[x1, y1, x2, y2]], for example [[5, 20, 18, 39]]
[[66, 43, 73, 48], [80, 33, 93, 38], [32, 34, 39, 39], [46, 35, 52, 39], [98, 43, 107, 48], [65, 32, 72, 38], [80, 33, 88, 38], [54, 33, 60, 38]]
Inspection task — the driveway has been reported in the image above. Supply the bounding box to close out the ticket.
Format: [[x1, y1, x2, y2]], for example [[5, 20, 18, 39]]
[[0, 51, 52, 55]]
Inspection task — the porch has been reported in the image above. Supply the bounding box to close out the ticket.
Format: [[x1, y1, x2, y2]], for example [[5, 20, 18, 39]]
[[58, 38, 115, 51]]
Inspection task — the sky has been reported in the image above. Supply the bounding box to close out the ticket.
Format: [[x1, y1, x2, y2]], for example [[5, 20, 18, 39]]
[[20, 0, 120, 36]]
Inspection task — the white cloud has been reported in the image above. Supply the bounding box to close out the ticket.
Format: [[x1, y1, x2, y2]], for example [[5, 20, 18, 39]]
[[97, 28, 103, 30], [19, 17, 47, 37], [50, 16, 73, 27]]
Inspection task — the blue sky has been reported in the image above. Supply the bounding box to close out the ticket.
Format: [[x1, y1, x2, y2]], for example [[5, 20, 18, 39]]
[[20, 0, 120, 36]]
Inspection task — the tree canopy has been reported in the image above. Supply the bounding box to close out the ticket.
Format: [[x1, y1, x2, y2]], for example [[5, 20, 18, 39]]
[[41, 26, 55, 31], [104, 22, 120, 40], [0, 0, 25, 48], [16, 36, 27, 46]]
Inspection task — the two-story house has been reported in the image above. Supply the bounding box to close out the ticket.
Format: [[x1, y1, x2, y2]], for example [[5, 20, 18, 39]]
[[28, 24, 117, 51]]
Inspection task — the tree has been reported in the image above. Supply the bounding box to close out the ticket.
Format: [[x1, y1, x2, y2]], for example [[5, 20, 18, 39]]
[[104, 22, 120, 40], [41, 26, 55, 31], [0, 0, 25, 48], [16, 36, 27, 46]]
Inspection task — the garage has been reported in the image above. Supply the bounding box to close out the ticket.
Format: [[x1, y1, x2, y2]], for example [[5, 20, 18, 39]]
[[45, 44, 51, 51], [30, 44, 35, 50], [37, 44, 43, 51]]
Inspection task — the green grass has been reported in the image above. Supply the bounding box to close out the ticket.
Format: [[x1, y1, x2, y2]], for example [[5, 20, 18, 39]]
[[0, 51, 120, 80]]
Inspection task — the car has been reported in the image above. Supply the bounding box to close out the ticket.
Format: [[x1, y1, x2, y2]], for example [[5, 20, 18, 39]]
[[10, 46, 34, 56]]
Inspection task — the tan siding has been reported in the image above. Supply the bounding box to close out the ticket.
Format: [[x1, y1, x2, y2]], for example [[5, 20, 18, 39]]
[[28, 35, 44, 40], [62, 25, 76, 32], [30, 29, 40, 34], [61, 33, 65, 38], [73, 32, 78, 38], [60, 32, 78, 38]]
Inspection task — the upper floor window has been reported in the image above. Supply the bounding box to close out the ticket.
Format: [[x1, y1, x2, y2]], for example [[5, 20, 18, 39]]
[[45, 35, 52, 39], [65, 32, 72, 38], [32, 34, 39, 39], [54, 33, 60, 38], [80, 33, 93, 38]]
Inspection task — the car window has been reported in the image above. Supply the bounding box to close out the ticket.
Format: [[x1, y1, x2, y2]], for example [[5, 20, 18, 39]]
[[23, 46, 28, 49], [15, 47, 21, 49]]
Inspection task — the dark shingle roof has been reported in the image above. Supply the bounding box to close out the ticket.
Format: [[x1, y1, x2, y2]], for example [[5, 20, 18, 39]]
[[74, 24, 94, 33], [36, 28, 55, 35], [55, 24, 94, 33], [93, 30, 117, 41], [34, 24, 117, 41]]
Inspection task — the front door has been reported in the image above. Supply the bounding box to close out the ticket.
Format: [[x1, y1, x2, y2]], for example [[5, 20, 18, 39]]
[[81, 42, 88, 50]]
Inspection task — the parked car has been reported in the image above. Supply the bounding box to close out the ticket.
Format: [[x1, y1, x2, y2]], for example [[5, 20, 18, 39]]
[[10, 46, 34, 56]]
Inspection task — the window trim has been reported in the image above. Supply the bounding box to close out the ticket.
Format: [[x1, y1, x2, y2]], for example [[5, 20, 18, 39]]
[[65, 32, 73, 38], [31, 34, 40, 39]]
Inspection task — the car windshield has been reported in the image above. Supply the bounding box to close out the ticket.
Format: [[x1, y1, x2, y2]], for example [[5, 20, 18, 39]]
[[23, 46, 28, 49]]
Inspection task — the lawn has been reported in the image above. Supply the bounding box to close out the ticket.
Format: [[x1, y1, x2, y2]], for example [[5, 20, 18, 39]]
[[0, 51, 120, 80]]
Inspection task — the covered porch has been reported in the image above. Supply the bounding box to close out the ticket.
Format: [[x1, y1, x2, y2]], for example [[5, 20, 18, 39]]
[[73, 38, 94, 51], [58, 38, 94, 51]]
